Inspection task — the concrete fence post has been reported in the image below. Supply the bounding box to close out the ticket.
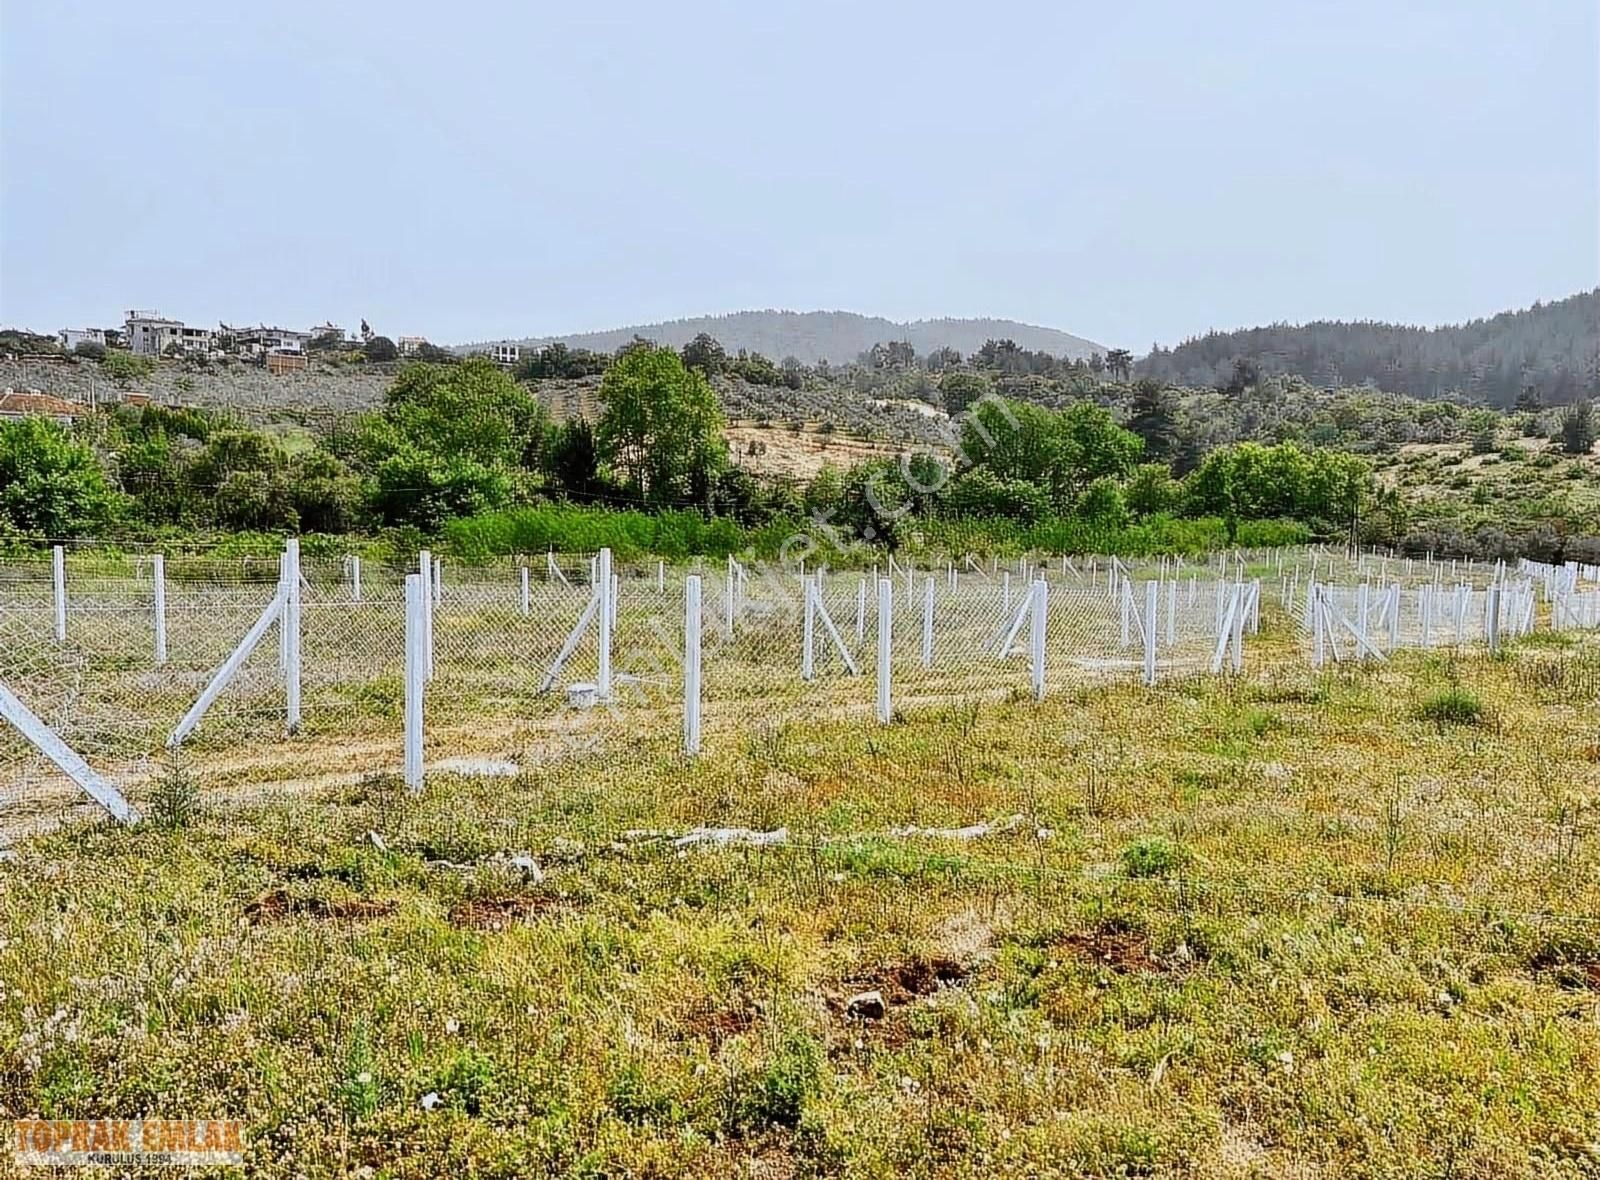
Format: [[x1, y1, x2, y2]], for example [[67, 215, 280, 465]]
[[52, 545, 66, 642], [153, 553, 168, 665], [802, 575, 816, 680], [418, 549, 434, 680], [597, 547, 613, 699], [684, 575, 703, 754], [1030, 579, 1047, 700], [404, 572, 425, 791], [1144, 579, 1158, 686], [284, 538, 302, 733], [520, 566, 531, 616], [876, 577, 893, 723], [921, 576, 935, 668]]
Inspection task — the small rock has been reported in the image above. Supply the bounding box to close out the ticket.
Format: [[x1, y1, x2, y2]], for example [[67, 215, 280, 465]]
[[508, 854, 543, 881], [846, 990, 886, 1019]]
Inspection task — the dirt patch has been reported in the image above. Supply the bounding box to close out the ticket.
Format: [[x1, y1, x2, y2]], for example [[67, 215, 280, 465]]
[[679, 1002, 757, 1049], [1058, 926, 1164, 974], [837, 954, 970, 1011], [447, 892, 564, 930], [244, 889, 396, 924]]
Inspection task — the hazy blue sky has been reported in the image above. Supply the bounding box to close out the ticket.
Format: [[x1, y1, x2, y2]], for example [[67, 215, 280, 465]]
[[2, 0, 1595, 350]]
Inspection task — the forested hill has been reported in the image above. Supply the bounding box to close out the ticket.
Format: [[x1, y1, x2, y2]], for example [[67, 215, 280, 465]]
[[1137, 290, 1599, 407], [480, 310, 1106, 366]]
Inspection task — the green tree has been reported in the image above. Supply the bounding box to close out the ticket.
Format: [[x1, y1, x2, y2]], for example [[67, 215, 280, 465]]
[[680, 333, 727, 374], [0, 417, 120, 536], [1126, 379, 1180, 460], [542, 419, 606, 502], [1560, 400, 1596, 455], [384, 359, 547, 471], [1105, 348, 1134, 381], [939, 371, 993, 416], [595, 346, 725, 504], [363, 335, 398, 362], [1124, 462, 1180, 518]]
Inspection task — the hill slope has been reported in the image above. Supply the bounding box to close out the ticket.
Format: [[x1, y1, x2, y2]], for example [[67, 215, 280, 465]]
[[1138, 290, 1599, 407], [474, 310, 1107, 365]]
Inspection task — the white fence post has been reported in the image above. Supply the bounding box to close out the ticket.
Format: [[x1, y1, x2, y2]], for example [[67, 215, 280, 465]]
[[1486, 583, 1501, 655], [876, 577, 893, 723], [597, 547, 613, 699], [404, 572, 425, 791], [921, 576, 935, 668], [1144, 579, 1158, 686], [153, 553, 168, 665], [684, 575, 703, 755], [802, 575, 816, 680], [725, 556, 736, 634], [433, 556, 442, 604], [1120, 578, 1132, 647], [284, 538, 302, 733], [350, 555, 362, 603], [52, 545, 66, 642], [419, 549, 434, 680], [1030, 579, 1047, 700], [520, 566, 531, 616], [855, 577, 866, 642]]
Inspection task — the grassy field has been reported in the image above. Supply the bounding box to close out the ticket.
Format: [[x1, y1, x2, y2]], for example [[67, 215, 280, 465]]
[[2, 613, 1599, 1177]]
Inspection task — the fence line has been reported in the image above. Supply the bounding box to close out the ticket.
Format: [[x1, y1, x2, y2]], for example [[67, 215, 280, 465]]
[[0, 542, 1582, 836]]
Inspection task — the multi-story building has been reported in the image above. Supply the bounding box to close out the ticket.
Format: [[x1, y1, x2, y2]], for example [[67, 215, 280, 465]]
[[59, 328, 109, 351], [482, 342, 520, 366], [220, 324, 311, 358], [397, 335, 429, 356], [124, 311, 214, 357]]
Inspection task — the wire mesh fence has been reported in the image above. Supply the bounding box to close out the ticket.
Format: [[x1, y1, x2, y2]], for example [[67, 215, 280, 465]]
[[15, 540, 1587, 839]]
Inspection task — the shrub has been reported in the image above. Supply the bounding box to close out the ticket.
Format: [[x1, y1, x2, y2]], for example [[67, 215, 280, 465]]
[[1120, 836, 1192, 878], [1416, 687, 1483, 726]]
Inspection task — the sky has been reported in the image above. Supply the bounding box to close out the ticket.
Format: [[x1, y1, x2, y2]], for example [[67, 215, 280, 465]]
[[1, 0, 1595, 352]]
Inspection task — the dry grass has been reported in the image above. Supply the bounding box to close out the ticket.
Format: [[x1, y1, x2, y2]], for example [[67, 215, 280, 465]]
[[1, 605, 1599, 1177]]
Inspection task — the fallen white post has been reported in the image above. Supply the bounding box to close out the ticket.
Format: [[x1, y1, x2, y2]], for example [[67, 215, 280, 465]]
[[168, 589, 286, 747], [0, 680, 138, 823], [404, 573, 425, 790], [684, 575, 702, 754]]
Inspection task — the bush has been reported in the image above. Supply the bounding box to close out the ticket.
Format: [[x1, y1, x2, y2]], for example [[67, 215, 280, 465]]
[[1417, 687, 1483, 726], [1121, 836, 1192, 878]]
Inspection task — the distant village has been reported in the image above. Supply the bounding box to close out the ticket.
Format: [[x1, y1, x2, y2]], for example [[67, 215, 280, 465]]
[[46, 311, 524, 370]]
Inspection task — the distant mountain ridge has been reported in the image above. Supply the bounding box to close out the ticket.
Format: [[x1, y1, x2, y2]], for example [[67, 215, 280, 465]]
[[467, 310, 1108, 365], [1138, 290, 1599, 407]]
